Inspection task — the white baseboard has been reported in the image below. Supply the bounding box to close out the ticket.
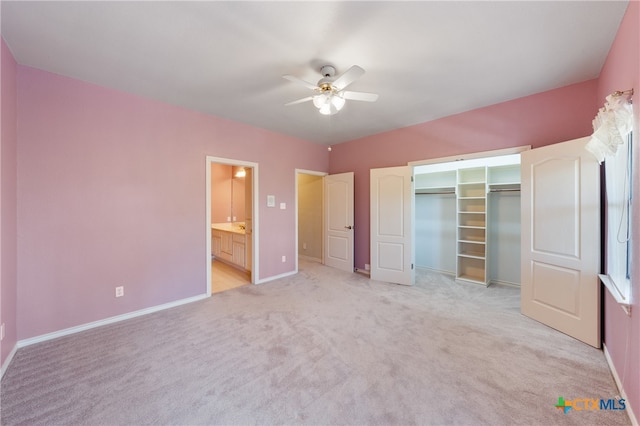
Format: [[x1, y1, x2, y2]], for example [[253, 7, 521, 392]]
[[255, 270, 296, 285], [414, 266, 521, 288], [17, 294, 208, 349], [603, 343, 638, 426], [1, 343, 18, 381], [14, 269, 301, 352], [415, 266, 455, 277], [489, 278, 521, 288]]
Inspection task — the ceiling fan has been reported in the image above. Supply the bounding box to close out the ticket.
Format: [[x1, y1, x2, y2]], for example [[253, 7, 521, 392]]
[[283, 65, 379, 115]]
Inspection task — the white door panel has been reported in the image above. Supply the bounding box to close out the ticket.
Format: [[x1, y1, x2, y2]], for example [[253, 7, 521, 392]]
[[521, 137, 600, 347], [324, 172, 354, 272], [378, 242, 405, 271], [327, 236, 348, 260], [531, 262, 581, 316], [370, 166, 414, 285], [531, 157, 580, 258]]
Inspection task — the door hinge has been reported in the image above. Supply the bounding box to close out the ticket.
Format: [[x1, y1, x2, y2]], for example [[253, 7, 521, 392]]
[[411, 176, 414, 182], [411, 263, 414, 270]]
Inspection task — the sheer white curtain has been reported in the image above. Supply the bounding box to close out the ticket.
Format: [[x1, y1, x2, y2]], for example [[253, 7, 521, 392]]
[[586, 93, 633, 163]]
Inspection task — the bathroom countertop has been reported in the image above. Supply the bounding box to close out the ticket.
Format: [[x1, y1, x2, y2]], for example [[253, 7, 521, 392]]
[[211, 223, 246, 235]]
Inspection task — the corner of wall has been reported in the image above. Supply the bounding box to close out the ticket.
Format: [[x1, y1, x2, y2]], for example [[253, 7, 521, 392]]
[[597, 1, 640, 422], [0, 36, 19, 373]]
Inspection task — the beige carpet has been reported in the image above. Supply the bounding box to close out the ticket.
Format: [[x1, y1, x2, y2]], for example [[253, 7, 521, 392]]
[[0, 260, 630, 425]]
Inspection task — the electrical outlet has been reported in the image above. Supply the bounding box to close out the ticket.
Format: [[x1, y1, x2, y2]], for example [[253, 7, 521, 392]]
[[227, 216, 231, 222], [303, 242, 307, 250], [115, 286, 124, 298], [0, 323, 5, 341], [365, 264, 370, 271], [282, 255, 286, 263]]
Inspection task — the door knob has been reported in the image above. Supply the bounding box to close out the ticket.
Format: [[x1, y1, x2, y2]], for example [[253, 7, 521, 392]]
[[345, 225, 353, 229]]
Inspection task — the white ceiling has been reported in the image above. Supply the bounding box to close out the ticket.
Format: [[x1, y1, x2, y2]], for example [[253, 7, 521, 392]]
[[1, 1, 628, 145]]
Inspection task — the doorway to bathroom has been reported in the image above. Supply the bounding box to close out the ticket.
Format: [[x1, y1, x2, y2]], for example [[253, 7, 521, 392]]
[[206, 157, 258, 295]]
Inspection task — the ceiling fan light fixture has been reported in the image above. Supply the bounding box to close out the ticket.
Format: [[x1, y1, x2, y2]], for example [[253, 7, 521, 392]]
[[331, 93, 346, 110], [313, 93, 328, 108], [319, 103, 334, 115], [314, 92, 345, 115], [284, 64, 376, 115]]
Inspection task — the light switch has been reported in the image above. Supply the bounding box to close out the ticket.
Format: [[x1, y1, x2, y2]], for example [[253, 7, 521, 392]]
[[267, 195, 275, 207], [280, 202, 286, 210]]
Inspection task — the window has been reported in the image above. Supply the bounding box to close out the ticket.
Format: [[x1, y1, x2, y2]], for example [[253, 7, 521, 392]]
[[600, 131, 633, 310]]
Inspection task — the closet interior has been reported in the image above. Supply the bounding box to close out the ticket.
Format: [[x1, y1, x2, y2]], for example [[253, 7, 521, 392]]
[[414, 154, 521, 287]]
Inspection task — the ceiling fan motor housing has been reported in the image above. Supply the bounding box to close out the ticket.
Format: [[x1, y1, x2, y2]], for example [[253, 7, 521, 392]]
[[318, 65, 337, 90], [319, 65, 336, 77]]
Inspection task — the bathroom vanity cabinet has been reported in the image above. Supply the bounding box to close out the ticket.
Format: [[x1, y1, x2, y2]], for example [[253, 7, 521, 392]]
[[211, 224, 246, 270]]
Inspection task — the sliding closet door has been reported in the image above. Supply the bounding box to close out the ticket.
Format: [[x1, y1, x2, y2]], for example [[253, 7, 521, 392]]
[[521, 137, 601, 347]]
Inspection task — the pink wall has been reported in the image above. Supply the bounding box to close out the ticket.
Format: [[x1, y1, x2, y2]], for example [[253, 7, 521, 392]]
[[16, 66, 329, 339], [1, 38, 18, 368], [329, 80, 598, 270], [598, 1, 639, 419]]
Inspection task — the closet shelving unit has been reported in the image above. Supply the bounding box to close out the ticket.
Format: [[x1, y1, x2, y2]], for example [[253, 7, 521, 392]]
[[414, 154, 521, 286], [456, 167, 488, 285], [414, 170, 456, 194], [488, 164, 521, 192]]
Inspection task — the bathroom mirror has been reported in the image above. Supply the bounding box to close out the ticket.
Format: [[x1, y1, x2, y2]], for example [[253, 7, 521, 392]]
[[211, 164, 246, 224]]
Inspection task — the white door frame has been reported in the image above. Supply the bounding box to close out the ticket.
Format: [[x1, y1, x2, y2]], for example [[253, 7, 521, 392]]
[[408, 146, 530, 169], [294, 169, 327, 273], [206, 156, 259, 296]]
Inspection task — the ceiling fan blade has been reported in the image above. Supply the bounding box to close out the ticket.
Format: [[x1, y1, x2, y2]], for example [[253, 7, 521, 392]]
[[282, 75, 318, 91], [332, 65, 365, 91], [285, 96, 314, 106], [342, 91, 379, 102]]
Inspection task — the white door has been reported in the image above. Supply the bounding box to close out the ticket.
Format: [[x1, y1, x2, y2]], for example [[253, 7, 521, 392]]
[[324, 172, 354, 272], [521, 137, 601, 347], [370, 166, 414, 285]]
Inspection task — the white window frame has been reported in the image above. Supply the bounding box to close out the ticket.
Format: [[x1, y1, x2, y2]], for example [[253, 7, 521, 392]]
[[599, 131, 633, 314]]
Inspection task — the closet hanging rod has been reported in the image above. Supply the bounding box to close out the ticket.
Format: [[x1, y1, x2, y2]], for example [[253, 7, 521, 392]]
[[489, 188, 520, 193], [415, 191, 456, 195]]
